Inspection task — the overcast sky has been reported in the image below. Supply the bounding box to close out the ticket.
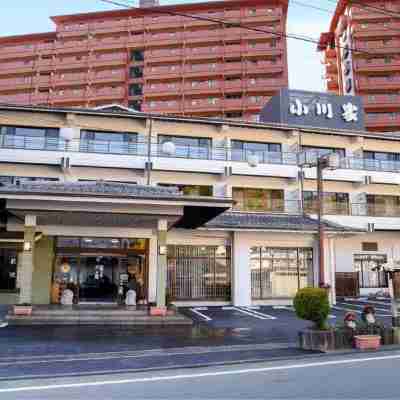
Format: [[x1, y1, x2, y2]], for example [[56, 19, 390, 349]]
[[1, 0, 335, 92]]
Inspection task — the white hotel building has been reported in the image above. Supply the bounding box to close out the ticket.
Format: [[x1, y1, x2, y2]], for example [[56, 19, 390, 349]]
[[0, 101, 398, 311]]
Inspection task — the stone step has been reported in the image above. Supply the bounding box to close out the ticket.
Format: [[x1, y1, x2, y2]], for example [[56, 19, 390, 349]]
[[31, 309, 148, 317], [6, 314, 193, 326]]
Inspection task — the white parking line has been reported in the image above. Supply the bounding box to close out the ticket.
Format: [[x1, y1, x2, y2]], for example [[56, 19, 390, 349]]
[[231, 307, 275, 320], [273, 305, 336, 319], [337, 302, 390, 313], [356, 299, 392, 307], [0, 322, 7, 328], [190, 308, 212, 322], [241, 307, 277, 320]]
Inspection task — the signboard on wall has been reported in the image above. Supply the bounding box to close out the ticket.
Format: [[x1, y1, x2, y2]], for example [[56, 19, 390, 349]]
[[260, 89, 365, 131]]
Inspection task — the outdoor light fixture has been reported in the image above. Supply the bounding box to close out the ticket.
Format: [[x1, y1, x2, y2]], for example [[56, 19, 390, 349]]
[[247, 153, 259, 168], [162, 141, 176, 156], [159, 245, 167, 255], [23, 241, 32, 252]]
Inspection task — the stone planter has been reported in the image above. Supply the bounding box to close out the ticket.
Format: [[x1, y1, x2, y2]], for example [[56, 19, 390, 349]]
[[354, 335, 381, 350], [299, 329, 336, 352], [13, 305, 32, 316]]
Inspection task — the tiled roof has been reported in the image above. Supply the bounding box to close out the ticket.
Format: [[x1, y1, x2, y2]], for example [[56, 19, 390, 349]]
[[206, 212, 362, 232], [0, 181, 180, 197]]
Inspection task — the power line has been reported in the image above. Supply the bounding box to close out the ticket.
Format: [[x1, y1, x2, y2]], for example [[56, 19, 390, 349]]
[[99, 0, 373, 56], [325, 0, 400, 19], [291, 0, 334, 15]]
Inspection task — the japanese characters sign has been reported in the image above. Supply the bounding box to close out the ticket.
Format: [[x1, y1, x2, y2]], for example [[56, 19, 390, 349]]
[[260, 89, 365, 131]]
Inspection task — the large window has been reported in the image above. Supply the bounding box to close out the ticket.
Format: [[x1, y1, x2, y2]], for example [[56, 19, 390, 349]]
[[1, 125, 60, 150], [80, 130, 138, 154], [251, 247, 313, 299], [0, 249, 18, 291], [354, 254, 388, 289], [158, 184, 213, 197], [366, 195, 400, 217], [231, 140, 282, 163], [232, 188, 284, 212], [158, 135, 211, 159], [303, 191, 349, 215], [167, 245, 231, 300]]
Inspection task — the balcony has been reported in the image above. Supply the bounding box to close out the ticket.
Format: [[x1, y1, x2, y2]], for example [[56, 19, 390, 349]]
[[90, 71, 125, 85], [352, 203, 400, 218], [51, 90, 87, 104], [0, 77, 32, 92], [0, 93, 32, 104], [53, 73, 88, 87], [0, 44, 36, 60], [88, 87, 125, 101], [357, 76, 400, 91], [365, 113, 400, 129], [354, 58, 400, 73], [0, 62, 35, 76], [304, 201, 350, 216], [232, 199, 299, 214], [363, 94, 400, 110]]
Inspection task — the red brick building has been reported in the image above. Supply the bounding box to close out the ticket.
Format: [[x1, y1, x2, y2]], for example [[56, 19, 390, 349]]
[[319, 0, 400, 132], [0, 0, 288, 122]]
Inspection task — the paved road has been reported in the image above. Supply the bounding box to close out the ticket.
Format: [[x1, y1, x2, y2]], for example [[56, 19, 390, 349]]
[[1, 350, 400, 399]]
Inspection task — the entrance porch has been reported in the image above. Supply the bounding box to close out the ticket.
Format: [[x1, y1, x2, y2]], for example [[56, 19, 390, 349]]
[[0, 181, 232, 324]]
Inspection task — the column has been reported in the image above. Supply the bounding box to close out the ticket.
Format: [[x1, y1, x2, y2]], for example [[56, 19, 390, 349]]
[[18, 215, 36, 305], [232, 232, 252, 307], [156, 219, 168, 309]]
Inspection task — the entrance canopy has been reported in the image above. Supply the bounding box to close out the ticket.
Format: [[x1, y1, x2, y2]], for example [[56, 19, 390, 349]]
[[0, 181, 233, 231]]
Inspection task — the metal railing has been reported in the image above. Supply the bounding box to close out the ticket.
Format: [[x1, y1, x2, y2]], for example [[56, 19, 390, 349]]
[[2, 134, 400, 174], [351, 203, 400, 218], [304, 201, 350, 216]]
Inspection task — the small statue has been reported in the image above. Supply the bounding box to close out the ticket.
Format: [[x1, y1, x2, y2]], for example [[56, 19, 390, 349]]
[[361, 305, 376, 325], [125, 289, 137, 306], [60, 289, 74, 305], [344, 311, 357, 330]]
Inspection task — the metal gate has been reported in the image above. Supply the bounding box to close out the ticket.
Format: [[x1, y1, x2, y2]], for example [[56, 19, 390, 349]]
[[167, 245, 231, 301]]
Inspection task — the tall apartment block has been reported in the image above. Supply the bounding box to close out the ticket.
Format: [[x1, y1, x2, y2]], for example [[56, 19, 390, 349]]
[[319, 0, 400, 132], [0, 0, 288, 122]]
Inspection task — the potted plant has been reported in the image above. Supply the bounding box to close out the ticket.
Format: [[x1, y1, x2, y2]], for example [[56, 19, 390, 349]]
[[294, 287, 334, 352], [13, 303, 33, 316], [354, 305, 382, 350]]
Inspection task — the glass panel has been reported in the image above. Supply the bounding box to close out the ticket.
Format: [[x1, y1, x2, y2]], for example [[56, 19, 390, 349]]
[[0, 250, 17, 290]]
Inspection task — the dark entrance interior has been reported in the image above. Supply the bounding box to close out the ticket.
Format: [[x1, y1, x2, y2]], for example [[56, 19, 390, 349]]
[[52, 237, 148, 304]]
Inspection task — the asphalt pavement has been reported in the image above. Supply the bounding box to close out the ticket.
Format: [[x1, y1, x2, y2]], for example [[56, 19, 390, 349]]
[[1, 350, 400, 399]]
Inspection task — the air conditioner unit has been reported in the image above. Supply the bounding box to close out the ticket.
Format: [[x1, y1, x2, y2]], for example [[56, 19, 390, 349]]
[[60, 156, 71, 172], [367, 223, 375, 233]]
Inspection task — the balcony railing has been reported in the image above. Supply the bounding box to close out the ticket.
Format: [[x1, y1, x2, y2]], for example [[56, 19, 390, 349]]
[[341, 157, 400, 173], [0, 135, 66, 151], [232, 199, 300, 214], [304, 201, 350, 216], [352, 203, 400, 218]]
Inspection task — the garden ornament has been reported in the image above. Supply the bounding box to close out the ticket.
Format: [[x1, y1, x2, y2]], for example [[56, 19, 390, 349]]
[[361, 305, 376, 325], [344, 311, 357, 330], [60, 289, 74, 305], [125, 289, 137, 306]]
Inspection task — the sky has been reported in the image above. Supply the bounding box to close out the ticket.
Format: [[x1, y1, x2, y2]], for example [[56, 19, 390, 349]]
[[1, 0, 335, 92]]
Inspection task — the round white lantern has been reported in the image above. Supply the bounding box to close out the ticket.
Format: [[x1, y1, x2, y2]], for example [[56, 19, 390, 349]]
[[60, 127, 76, 142], [162, 141, 176, 156], [247, 153, 259, 168]]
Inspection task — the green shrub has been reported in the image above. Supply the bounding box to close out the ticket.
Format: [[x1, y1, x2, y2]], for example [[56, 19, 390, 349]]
[[293, 287, 330, 330]]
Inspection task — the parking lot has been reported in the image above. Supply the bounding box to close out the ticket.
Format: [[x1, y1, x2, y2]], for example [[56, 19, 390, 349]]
[[180, 297, 393, 344]]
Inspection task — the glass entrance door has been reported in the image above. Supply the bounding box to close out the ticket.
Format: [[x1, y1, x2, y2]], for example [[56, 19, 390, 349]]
[[79, 256, 119, 302]]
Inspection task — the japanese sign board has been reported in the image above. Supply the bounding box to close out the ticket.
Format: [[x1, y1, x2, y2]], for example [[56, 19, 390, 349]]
[[260, 89, 365, 131]]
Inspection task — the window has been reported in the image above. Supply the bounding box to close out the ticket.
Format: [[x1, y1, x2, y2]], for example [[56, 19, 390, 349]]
[[232, 188, 284, 212], [251, 247, 313, 299], [167, 245, 231, 300], [354, 254, 388, 288], [231, 140, 282, 163], [362, 242, 378, 252], [366, 195, 400, 217], [1, 125, 60, 150], [301, 145, 345, 160], [130, 49, 144, 62], [158, 135, 211, 159], [249, 8, 257, 15], [303, 191, 349, 215], [80, 130, 138, 154], [0, 250, 18, 291], [129, 66, 143, 78], [158, 184, 212, 196], [129, 83, 143, 96]]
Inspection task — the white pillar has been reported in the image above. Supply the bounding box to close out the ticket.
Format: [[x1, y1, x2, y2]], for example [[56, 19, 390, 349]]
[[148, 236, 158, 303], [156, 219, 168, 308], [232, 232, 252, 306]]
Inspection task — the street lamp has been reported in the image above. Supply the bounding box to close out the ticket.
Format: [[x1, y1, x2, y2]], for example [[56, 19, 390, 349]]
[[300, 151, 340, 288]]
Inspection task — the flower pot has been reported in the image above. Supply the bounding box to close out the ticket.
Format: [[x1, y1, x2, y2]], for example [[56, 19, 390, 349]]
[[299, 329, 336, 352], [150, 306, 167, 317], [13, 305, 32, 316], [354, 335, 381, 350]]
